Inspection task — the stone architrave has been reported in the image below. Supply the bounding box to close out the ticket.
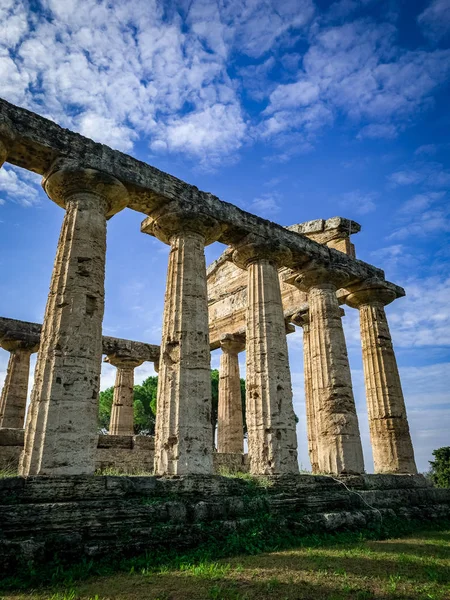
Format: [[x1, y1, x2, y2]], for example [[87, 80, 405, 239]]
[[346, 284, 417, 474], [142, 202, 224, 476], [0, 116, 14, 168], [0, 340, 39, 429], [217, 334, 245, 454], [291, 311, 319, 473], [105, 355, 145, 436], [19, 163, 128, 476], [233, 241, 299, 475], [294, 266, 364, 475]]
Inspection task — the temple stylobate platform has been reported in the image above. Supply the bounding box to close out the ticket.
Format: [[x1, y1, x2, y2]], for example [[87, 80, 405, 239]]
[[0, 98, 416, 480]]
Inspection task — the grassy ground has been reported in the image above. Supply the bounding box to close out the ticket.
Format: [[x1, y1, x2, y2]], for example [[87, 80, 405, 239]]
[[2, 528, 449, 600]]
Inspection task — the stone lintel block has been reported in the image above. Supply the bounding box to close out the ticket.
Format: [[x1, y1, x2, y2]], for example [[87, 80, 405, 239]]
[[2, 97, 396, 289], [0, 317, 160, 363]]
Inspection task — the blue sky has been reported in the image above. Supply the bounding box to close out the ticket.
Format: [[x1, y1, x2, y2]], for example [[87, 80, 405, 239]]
[[0, 0, 449, 472]]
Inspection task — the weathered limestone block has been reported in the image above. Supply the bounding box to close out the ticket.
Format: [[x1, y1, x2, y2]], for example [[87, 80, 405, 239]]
[[291, 311, 319, 473], [0, 339, 38, 429], [105, 355, 144, 436], [0, 115, 15, 167], [20, 163, 128, 476], [142, 202, 224, 475], [346, 284, 417, 474], [233, 241, 298, 475], [217, 334, 245, 454], [294, 266, 364, 475]]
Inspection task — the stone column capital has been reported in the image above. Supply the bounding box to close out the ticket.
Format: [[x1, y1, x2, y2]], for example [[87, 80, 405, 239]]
[[292, 263, 353, 292], [0, 338, 39, 354], [346, 282, 397, 309], [232, 239, 292, 270], [0, 116, 15, 166], [42, 160, 128, 217], [142, 201, 224, 245], [291, 309, 309, 329], [219, 333, 245, 355], [104, 354, 145, 370]]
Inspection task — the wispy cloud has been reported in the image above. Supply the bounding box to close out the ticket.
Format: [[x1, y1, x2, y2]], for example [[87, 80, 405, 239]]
[[250, 192, 282, 217], [0, 166, 41, 207], [388, 162, 450, 188], [417, 0, 450, 43], [338, 190, 377, 215]]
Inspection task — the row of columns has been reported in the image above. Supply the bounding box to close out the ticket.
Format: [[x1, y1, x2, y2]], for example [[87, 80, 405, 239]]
[[0, 132, 417, 476]]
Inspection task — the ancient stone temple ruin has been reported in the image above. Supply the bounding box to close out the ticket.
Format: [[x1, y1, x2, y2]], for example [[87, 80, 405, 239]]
[[0, 98, 448, 573]]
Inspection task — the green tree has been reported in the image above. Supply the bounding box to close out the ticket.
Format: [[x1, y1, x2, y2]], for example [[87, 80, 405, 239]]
[[98, 371, 247, 440], [429, 447, 450, 488]]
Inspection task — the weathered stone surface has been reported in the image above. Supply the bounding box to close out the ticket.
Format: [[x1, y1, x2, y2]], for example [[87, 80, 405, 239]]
[[207, 218, 375, 348], [292, 311, 319, 473], [346, 284, 417, 474], [0, 317, 160, 362], [20, 166, 128, 476], [0, 340, 38, 429], [143, 205, 219, 475], [217, 334, 245, 454], [0, 114, 15, 167], [233, 242, 298, 475], [294, 268, 364, 475], [105, 356, 144, 436], [0, 474, 448, 575]]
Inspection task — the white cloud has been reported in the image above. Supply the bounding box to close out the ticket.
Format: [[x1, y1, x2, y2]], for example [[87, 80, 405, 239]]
[[415, 143, 438, 156], [338, 190, 377, 215], [250, 192, 282, 217], [357, 123, 398, 139], [418, 0, 450, 42], [388, 162, 450, 188], [0, 166, 41, 207]]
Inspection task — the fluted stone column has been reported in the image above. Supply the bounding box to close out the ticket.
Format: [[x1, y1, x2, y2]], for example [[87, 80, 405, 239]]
[[294, 267, 364, 475], [0, 340, 39, 429], [105, 355, 144, 436], [346, 285, 417, 474], [292, 311, 319, 473], [143, 203, 223, 475], [20, 163, 127, 476], [217, 334, 245, 454], [233, 242, 298, 475]]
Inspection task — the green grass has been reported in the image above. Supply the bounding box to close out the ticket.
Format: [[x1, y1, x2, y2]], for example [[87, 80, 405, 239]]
[[2, 515, 450, 594], [0, 465, 18, 478], [2, 527, 449, 599]]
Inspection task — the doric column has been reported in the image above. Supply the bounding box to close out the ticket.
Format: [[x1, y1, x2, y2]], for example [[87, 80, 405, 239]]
[[20, 162, 127, 476], [105, 355, 144, 436], [0, 117, 15, 168], [294, 267, 364, 475], [217, 334, 245, 454], [291, 311, 319, 473], [346, 284, 417, 474], [233, 241, 298, 475], [0, 340, 39, 429], [142, 202, 224, 475]]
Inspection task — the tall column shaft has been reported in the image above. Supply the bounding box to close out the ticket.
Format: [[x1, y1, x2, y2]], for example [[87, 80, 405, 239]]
[[20, 166, 127, 476], [217, 336, 244, 454], [233, 242, 298, 475], [300, 317, 319, 473], [154, 231, 213, 475], [110, 367, 135, 436], [347, 287, 417, 474], [0, 343, 36, 429], [307, 284, 364, 474], [106, 355, 144, 436]]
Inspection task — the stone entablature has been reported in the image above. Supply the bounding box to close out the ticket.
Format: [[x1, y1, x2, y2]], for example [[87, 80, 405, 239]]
[[0, 316, 160, 363]]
